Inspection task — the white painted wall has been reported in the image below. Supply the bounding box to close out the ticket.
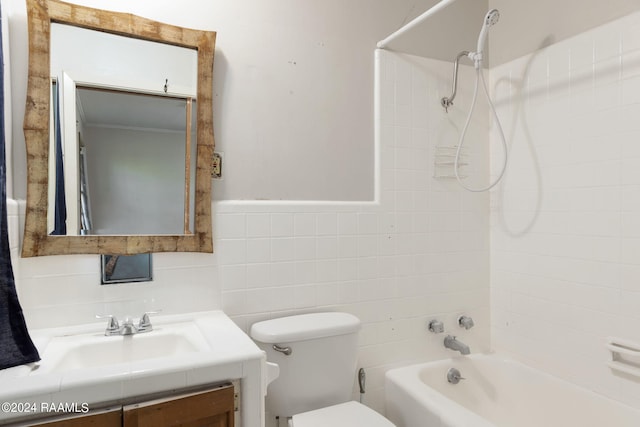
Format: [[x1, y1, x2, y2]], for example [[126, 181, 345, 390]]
[[490, 9, 640, 410], [7, 0, 438, 202], [1, 7, 12, 200], [489, 0, 640, 66]]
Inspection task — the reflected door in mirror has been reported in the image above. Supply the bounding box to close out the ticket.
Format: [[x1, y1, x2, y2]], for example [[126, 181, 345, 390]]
[[49, 86, 197, 235]]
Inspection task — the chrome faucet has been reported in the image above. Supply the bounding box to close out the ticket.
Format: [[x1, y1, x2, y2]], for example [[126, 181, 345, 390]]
[[97, 311, 158, 336], [444, 335, 470, 355]]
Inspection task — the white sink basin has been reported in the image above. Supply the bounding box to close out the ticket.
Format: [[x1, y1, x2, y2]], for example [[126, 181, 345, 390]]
[[32, 321, 211, 375]]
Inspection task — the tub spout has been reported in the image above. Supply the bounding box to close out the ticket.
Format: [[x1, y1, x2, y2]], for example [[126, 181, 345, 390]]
[[444, 335, 470, 355]]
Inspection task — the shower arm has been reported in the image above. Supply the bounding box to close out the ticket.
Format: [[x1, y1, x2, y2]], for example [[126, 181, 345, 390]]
[[441, 50, 471, 112]]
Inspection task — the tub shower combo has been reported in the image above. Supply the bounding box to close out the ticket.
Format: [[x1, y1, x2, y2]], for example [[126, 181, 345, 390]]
[[377, 1, 640, 426], [389, 316, 640, 426], [386, 354, 640, 427]]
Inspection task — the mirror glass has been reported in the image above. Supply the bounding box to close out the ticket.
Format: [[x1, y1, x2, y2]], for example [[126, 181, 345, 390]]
[[49, 85, 197, 235], [22, 0, 215, 257], [49, 23, 197, 236]]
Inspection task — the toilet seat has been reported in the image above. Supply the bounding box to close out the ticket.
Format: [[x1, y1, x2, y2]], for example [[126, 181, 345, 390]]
[[290, 401, 395, 427]]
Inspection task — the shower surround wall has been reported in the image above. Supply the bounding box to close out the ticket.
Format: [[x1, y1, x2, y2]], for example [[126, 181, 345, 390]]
[[490, 10, 640, 409]]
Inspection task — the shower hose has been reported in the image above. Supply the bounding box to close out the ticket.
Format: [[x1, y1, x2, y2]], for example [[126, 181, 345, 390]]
[[454, 64, 508, 192]]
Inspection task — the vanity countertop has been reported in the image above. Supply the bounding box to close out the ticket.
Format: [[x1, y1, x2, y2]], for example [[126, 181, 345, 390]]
[[0, 310, 265, 426]]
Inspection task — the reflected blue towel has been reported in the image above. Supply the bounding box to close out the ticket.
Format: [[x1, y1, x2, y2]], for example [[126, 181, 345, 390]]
[[0, 4, 40, 369], [50, 82, 66, 235]]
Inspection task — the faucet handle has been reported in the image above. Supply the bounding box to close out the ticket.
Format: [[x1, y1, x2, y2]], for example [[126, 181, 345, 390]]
[[96, 314, 119, 335], [458, 315, 474, 330], [138, 310, 161, 331], [428, 319, 444, 334]]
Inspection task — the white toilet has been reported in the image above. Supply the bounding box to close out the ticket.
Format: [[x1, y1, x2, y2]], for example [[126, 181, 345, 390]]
[[250, 312, 395, 427]]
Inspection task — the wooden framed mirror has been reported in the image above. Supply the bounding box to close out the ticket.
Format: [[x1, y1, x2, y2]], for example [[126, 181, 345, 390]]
[[22, 0, 215, 256]]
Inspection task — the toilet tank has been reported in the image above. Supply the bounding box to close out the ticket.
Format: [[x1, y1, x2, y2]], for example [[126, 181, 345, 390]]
[[250, 312, 361, 418]]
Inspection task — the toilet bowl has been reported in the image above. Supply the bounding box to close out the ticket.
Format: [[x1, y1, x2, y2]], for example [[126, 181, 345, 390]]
[[250, 312, 394, 427]]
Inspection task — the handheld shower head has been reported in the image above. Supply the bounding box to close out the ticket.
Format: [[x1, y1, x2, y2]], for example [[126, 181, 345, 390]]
[[476, 9, 500, 56], [484, 9, 500, 26]]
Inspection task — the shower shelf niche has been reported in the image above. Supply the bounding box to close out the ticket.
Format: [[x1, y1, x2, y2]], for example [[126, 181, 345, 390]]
[[433, 145, 468, 179]]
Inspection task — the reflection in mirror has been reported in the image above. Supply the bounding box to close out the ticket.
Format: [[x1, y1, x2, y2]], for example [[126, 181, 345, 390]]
[[22, 0, 216, 256], [48, 86, 197, 236], [49, 22, 198, 237]]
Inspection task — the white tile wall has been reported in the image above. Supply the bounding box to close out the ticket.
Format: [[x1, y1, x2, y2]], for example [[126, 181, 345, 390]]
[[215, 50, 490, 417], [8, 50, 490, 420], [491, 10, 640, 410], [14, 248, 220, 329]]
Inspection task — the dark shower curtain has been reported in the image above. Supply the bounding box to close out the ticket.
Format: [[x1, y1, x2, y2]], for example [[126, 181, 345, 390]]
[[0, 4, 40, 370]]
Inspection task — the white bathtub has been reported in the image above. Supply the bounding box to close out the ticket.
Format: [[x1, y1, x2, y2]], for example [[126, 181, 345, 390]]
[[385, 354, 640, 427]]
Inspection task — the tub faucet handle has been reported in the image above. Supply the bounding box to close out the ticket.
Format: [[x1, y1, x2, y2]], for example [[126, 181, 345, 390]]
[[458, 315, 474, 330], [428, 319, 444, 334]]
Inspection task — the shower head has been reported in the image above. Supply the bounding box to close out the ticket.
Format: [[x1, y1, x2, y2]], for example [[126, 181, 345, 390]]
[[476, 9, 500, 57], [484, 9, 500, 27]]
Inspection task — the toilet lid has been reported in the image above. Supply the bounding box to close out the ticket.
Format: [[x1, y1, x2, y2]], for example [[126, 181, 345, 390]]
[[291, 401, 395, 427]]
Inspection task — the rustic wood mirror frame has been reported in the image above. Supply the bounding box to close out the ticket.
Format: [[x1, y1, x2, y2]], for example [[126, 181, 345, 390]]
[[22, 0, 215, 257]]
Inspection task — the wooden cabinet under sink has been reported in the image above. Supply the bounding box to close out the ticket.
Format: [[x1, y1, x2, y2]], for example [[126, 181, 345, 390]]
[[21, 384, 235, 427], [123, 386, 234, 427]]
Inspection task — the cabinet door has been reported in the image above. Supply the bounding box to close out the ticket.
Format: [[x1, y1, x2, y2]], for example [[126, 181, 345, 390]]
[[24, 408, 121, 427], [122, 384, 234, 427]]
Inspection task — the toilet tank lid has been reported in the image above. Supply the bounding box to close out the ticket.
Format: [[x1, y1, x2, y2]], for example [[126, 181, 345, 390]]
[[250, 312, 361, 343]]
